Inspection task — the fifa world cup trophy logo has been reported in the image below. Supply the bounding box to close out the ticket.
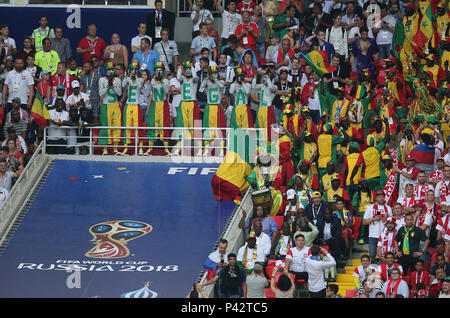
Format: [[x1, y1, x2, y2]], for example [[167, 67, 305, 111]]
[[86, 220, 152, 258]]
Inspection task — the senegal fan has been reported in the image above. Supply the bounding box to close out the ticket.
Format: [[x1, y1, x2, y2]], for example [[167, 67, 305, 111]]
[[198, 65, 226, 157], [98, 61, 123, 155], [121, 61, 145, 155], [316, 123, 349, 180], [174, 61, 201, 156], [252, 71, 276, 140], [230, 67, 254, 129], [146, 62, 171, 156]]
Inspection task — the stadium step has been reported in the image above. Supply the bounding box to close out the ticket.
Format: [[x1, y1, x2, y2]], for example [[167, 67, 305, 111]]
[[336, 274, 353, 283]]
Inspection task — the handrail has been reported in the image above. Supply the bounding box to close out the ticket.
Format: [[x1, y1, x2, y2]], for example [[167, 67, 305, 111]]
[[0, 142, 43, 221]]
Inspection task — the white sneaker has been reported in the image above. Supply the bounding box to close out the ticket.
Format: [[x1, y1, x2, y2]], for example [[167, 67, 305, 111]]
[[102, 150, 108, 155], [203, 149, 209, 157], [138, 149, 144, 156]]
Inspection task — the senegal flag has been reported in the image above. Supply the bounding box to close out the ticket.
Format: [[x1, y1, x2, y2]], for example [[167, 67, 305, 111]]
[[31, 92, 50, 127], [302, 51, 336, 77], [211, 128, 258, 201], [412, 2, 433, 48]]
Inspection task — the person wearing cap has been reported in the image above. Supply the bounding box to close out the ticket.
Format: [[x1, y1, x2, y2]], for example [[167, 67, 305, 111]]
[[394, 213, 430, 275], [376, 217, 398, 263], [236, 233, 265, 274], [98, 62, 123, 155], [2, 57, 34, 112], [50, 61, 75, 99], [363, 189, 393, 260], [416, 288, 429, 298], [290, 174, 314, 210], [4, 97, 30, 124], [172, 61, 201, 156], [48, 84, 67, 109], [284, 188, 301, 225], [65, 80, 91, 113], [305, 191, 328, 225]]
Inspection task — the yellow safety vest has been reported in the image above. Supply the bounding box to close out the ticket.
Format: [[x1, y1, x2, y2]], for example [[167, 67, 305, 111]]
[[34, 27, 51, 52]]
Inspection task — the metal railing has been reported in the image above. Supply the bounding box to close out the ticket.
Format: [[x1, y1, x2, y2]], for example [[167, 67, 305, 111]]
[[42, 125, 267, 156]]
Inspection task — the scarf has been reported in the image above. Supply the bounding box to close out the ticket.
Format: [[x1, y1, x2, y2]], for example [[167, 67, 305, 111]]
[[381, 229, 397, 256], [383, 168, 398, 203], [439, 181, 450, 202], [402, 226, 414, 256], [414, 183, 430, 202], [275, 234, 292, 257], [402, 196, 415, 208], [417, 211, 428, 227], [386, 279, 401, 298], [372, 203, 388, 218], [243, 244, 258, 270]]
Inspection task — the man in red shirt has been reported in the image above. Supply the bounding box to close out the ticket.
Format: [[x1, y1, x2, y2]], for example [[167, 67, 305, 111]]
[[50, 62, 75, 99], [409, 259, 430, 291], [234, 10, 260, 54], [76, 24, 107, 64]]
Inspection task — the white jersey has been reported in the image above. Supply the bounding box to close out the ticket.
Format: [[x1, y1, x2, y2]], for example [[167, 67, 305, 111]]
[[230, 82, 251, 106], [177, 67, 198, 102], [252, 77, 276, 107], [122, 77, 144, 105], [150, 78, 170, 103], [286, 246, 311, 273], [98, 77, 122, 104], [199, 78, 225, 105], [364, 203, 392, 239]]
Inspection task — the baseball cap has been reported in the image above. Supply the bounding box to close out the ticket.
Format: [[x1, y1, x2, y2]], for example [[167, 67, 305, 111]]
[[421, 128, 434, 136], [386, 217, 396, 224], [12, 97, 21, 103], [7, 126, 16, 133], [71, 80, 80, 88], [56, 84, 65, 91], [405, 155, 416, 161], [312, 191, 321, 198], [376, 190, 385, 196], [280, 67, 289, 73], [287, 189, 296, 200], [417, 289, 428, 297]]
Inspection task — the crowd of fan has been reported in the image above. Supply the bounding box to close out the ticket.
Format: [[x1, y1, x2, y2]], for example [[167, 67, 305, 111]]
[[0, 0, 450, 298]]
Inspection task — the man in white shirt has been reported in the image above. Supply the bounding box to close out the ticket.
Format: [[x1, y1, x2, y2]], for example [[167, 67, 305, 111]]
[[396, 184, 417, 214], [217, 0, 242, 47], [131, 22, 153, 54], [284, 233, 311, 281], [191, 0, 214, 38], [372, 4, 397, 59], [307, 72, 322, 122], [435, 165, 450, 204], [47, 98, 70, 154], [252, 220, 272, 258], [0, 24, 17, 58], [348, 15, 374, 47], [65, 80, 92, 112], [236, 234, 265, 273], [363, 190, 393, 261], [305, 245, 336, 298], [2, 58, 34, 113]]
